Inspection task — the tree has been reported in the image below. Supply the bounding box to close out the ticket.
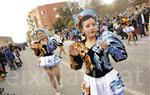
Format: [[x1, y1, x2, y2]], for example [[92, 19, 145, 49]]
[[68, 20, 74, 29], [84, 0, 148, 17], [52, 1, 82, 30], [84, 0, 102, 16], [132, 0, 148, 6], [52, 18, 66, 30]]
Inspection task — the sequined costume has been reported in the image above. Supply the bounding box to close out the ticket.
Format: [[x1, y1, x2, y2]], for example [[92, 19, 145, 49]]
[[70, 9, 128, 95], [32, 28, 61, 67], [70, 31, 127, 77]]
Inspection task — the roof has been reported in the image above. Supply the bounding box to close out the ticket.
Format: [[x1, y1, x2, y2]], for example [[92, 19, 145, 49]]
[[0, 36, 13, 41], [0, 36, 14, 47]]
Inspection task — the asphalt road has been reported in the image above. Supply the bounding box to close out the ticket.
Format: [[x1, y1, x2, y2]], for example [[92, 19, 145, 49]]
[[0, 35, 149, 95]]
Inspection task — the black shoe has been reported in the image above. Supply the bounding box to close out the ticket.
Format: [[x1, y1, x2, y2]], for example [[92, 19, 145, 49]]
[[4, 72, 7, 74], [59, 56, 62, 58]]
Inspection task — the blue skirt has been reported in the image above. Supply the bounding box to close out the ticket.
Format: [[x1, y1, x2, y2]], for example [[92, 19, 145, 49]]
[[38, 54, 61, 67]]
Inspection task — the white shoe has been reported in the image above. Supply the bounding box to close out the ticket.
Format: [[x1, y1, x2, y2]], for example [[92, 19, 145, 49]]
[[55, 91, 60, 95], [59, 82, 63, 88]]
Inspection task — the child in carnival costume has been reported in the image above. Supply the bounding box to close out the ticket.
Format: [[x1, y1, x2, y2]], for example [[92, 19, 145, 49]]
[[69, 9, 128, 95], [31, 28, 62, 95]]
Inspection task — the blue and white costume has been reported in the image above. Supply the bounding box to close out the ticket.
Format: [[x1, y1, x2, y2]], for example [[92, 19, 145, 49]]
[[70, 9, 128, 95], [123, 26, 135, 33], [33, 28, 61, 67]]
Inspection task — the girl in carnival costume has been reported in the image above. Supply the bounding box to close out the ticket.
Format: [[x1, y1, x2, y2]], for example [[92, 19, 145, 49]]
[[122, 14, 137, 46], [69, 9, 128, 95], [31, 28, 62, 95], [123, 24, 137, 46]]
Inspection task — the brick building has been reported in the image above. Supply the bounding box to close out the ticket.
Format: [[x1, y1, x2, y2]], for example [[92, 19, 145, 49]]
[[26, 2, 66, 45], [27, 2, 66, 33]]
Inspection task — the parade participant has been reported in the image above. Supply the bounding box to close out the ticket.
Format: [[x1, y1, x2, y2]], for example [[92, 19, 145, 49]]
[[12, 47, 22, 68], [131, 13, 138, 41], [123, 24, 137, 46], [31, 28, 62, 95], [121, 14, 130, 27], [114, 15, 128, 40], [69, 9, 127, 95], [54, 29, 66, 58], [122, 13, 137, 46]]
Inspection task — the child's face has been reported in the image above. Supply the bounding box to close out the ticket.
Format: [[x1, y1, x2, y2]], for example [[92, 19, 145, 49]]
[[37, 31, 46, 40], [81, 17, 97, 38]]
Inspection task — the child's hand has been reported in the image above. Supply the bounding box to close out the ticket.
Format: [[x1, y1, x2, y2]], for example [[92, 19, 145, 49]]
[[31, 41, 40, 49], [31, 43, 39, 49], [69, 44, 79, 56], [100, 41, 108, 50], [69, 42, 88, 57], [82, 81, 90, 95], [78, 43, 88, 58]]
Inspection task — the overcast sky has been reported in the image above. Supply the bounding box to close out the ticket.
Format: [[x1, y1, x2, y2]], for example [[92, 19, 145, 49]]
[[0, 0, 112, 43], [0, 0, 73, 43]]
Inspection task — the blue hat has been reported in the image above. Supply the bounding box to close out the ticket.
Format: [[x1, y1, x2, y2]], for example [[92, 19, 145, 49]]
[[35, 27, 49, 36], [77, 9, 97, 18], [73, 9, 97, 27]]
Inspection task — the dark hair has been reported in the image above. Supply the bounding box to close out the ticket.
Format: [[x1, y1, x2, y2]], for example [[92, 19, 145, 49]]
[[55, 29, 62, 34], [58, 29, 62, 32], [78, 15, 96, 30], [35, 29, 45, 35], [135, 7, 138, 10], [55, 30, 58, 34]]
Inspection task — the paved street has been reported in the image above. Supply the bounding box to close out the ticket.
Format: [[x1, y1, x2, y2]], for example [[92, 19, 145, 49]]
[[0, 35, 150, 95]]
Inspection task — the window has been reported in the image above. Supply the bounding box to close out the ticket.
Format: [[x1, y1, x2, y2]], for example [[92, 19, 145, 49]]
[[55, 14, 60, 18], [45, 25, 48, 28], [53, 7, 57, 11], [41, 10, 45, 14], [38, 21, 41, 25]]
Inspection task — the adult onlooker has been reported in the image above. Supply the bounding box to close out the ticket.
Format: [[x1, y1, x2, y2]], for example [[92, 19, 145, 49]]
[[72, 28, 79, 41], [0, 47, 7, 74], [0, 47, 6, 80], [143, 6, 150, 32], [5, 47, 16, 71], [130, 13, 138, 41], [137, 9, 147, 37]]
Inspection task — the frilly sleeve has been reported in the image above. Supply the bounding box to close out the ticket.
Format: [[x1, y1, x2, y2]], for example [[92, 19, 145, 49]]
[[48, 36, 57, 52], [69, 43, 84, 70], [32, 48, 41, 56], [101, 31, 128, 62], [70, 55, 84, 70]]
